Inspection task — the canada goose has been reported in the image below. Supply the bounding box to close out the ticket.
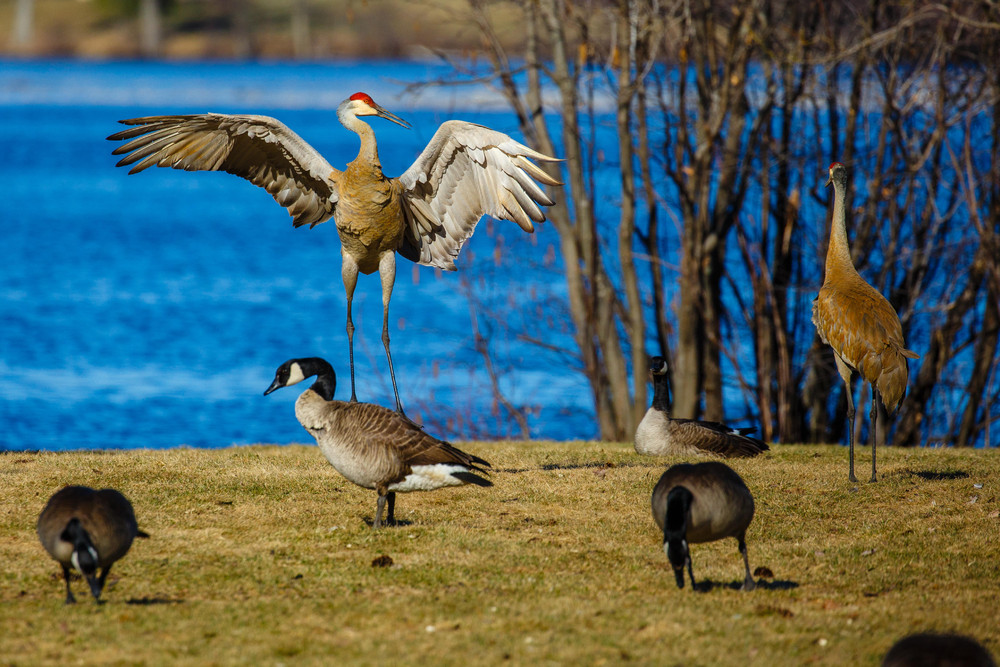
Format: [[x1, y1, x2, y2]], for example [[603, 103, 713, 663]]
[[882, 632, 996, 667], [813, 162, 919, 482], [635, 356, 769, 458], [37, 486, 149, 604], [264, 357, 492, 528], [651, 462, 756, 591]]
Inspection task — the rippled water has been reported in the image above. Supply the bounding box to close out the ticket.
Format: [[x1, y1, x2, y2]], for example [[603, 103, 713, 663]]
[[0, 59, 590, 450]]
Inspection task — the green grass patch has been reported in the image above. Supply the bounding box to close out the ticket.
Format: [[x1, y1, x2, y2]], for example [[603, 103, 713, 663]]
[[2, 443, 998, 665]]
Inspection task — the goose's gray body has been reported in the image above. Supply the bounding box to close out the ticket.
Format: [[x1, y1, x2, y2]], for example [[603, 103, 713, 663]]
[[266, 357, 491, 527], [37, 486, 148, 603], [651, 461, 756, 590], [635, 356, 768, 458]]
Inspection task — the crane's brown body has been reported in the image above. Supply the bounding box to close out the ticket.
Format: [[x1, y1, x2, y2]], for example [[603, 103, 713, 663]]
[[37, 486, 148, 603], [330, 136, 405, 275], [812, 162, 919, 482], [108, 93, 561, 415]]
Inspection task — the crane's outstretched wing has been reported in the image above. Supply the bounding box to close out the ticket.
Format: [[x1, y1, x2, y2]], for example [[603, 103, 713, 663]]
[[396, 120, 561, 270], [108, 114, 338, 229]]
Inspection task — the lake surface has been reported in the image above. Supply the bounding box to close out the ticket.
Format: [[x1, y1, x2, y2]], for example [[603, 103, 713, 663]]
[[0, 59, 592, 450]]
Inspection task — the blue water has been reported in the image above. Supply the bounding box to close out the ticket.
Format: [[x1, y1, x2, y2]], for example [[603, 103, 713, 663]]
[[0, 59, 591, 450]]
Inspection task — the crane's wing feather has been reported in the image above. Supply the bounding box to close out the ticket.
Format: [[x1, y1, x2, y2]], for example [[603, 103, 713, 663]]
[[108, 114, 338, 228], [396, 120, 561, 270]]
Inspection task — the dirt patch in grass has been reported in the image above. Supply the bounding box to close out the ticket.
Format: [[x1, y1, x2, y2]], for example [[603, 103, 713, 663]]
[[2, 443, 998, 665]]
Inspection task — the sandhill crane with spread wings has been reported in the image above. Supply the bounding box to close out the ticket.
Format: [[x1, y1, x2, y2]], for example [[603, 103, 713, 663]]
[[108, 92, 561, 417], [812, 162, 919, 483]]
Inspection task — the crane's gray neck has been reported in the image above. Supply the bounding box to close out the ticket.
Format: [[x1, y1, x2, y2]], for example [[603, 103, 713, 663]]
[[651, 371, 671, 413], [826, 177, 858, 278], [337, 108, 381, 170]]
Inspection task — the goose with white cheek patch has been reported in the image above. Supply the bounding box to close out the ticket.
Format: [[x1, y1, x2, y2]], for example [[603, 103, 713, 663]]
[[264, 357, 492, 528], [37, 486, 149, 604], [635, 356, 769, 458], [651, 462, 756, 591]]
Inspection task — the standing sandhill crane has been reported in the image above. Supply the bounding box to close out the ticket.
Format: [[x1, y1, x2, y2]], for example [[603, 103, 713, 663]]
[[812, 162, 919, 483], [108, 92, 561, 418]]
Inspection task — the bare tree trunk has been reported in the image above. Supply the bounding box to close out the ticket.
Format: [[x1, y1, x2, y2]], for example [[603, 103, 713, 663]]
[[615, 0, 648, 432], [291, 0, 311, 59], [139, 0, 162, 58], [957, 290, 999, 447], [11, 0, 34, 50]]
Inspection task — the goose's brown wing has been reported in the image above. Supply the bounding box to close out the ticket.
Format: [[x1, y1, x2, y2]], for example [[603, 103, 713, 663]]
[[671, 419, 769, 458]]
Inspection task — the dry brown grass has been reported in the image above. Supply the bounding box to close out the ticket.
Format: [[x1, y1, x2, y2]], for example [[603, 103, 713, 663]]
[[2, 442, 998, 665]]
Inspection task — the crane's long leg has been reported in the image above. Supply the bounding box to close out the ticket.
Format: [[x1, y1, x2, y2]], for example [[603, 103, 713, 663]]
[[378, 251, 406, 416], [342, 251, 360, 403], [834, 356, 857, 483], [870, 389, 880, 483]]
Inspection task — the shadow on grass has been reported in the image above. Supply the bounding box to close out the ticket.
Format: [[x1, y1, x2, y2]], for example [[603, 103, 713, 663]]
[[126, 597, 185, 606], [907, 469, 969, 481], [361, 517, 414, 528], [693, 579, 799, 593], [499, 461, 657, 474]]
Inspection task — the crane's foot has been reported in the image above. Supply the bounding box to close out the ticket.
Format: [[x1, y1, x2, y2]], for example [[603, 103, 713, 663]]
[[849, 473, 858, 483], [869, 473, 878, 483]]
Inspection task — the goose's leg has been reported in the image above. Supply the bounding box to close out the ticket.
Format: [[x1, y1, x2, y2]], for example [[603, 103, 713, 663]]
[[88, 565, 110, 601], [386, 492, 396, 526], [61, 563, 76, 604], [342, 251, 359, 403], [738, 536, 756, 591], [686, 558, 697, 591], [834, 356, 857, 483], [378, 251, 406, 416], [375, 493, 387, 529], [870, 389, 880, 483]]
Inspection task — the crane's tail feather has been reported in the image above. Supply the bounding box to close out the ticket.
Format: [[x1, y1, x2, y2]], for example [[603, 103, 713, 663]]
[[876, 345, 915, 411]]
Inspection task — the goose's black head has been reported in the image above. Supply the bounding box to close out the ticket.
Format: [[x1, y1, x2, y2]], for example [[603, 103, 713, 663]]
[[649, 356, 668, 376], [264, 358, 336, 401], [61, 518, 103, 600], [663, 485, 694, 589]]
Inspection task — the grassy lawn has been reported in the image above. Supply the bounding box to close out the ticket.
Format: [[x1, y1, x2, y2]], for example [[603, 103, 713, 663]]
[[1, 442, 998, 665]]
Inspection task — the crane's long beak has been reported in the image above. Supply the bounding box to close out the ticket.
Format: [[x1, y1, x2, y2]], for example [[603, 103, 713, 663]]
[[372, 103, 411, 129], [825, 173, 832, 187]]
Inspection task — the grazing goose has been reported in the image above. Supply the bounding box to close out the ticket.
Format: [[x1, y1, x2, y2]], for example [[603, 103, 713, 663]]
[[882, 632, 996, 667], [635, 356, 769, 458], [264, 357, 492, 528], [651, 462, 756, 591], [37, 486, 149, 604]]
